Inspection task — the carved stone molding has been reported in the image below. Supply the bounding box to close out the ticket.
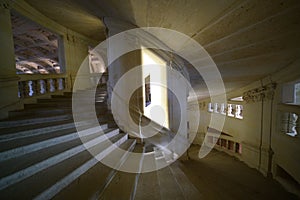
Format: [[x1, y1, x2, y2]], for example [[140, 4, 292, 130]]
[[243, 83, 277, 103], [199, 101, 206, 110], [66, 33, 83, 44], [103, 17, 137, 36], [0, 0, 11, 9]]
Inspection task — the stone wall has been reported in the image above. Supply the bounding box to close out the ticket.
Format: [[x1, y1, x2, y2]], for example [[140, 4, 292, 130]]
[[188, 58, 300, 186]]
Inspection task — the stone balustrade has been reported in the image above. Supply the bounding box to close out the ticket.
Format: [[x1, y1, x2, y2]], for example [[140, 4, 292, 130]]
[[17, 74, 67, 98]]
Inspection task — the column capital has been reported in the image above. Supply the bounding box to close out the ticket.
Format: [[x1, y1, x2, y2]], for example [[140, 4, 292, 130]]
[[0, 0, 11, 9], [243, 83, 277, 103], [102, 17, 137, 36]]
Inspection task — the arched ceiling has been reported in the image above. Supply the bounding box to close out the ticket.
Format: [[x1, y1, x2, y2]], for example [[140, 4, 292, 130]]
[[11, 12, 61, 74], [24, 0, 300, 98]]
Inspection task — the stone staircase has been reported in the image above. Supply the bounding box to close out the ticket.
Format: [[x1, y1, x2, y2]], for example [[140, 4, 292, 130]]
[[52, 142, 201, 200], [0, 83, 201, 199], [0, 83, 138, 199]]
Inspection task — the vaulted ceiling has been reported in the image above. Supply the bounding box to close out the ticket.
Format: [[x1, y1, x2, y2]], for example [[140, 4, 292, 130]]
[[24, 0, 300, 98], [11, 12, 61, 74]]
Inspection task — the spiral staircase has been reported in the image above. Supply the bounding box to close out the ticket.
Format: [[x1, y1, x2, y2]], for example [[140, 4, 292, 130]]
[[0, 73, 200, 200]]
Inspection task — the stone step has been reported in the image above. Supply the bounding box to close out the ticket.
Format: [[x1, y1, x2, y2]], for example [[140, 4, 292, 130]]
[[24, 101, 104, 107], [0, 115, 105, 137], [1, 126, 77, 153], [154, 150, 187, 200], [8, 109, 106, 119], [62, 92, 73, 96], [156, 162, 185, 199], [47, 139, 137, 200], [0, 124, 109, 157], [23, 103, 72, 109], [51, 94, 72, 99], [9, 108, 68, 118], [39, 94, 107, 102], [97, 144, 144, 200], [0, 127, 117, 178], [0, 118, 75, 135], [167, 162, 202, 199], [0, 133, 128, 199], [71, 96, 107, 102], [0, 74, 129, 199], [53, 91, 107, 98], [0, 118, 104, 145], [23, 103, 107, 110], [65, 91, 107, 98], [135, 149, 160, 200], [28, 104, 107, 112], [62, 91, 110, 98], [99, 170, 137, 200], [74, 92, 107, 96], [77, 87, 107, 93], [0, 114, 72, 129], [135, 148, 201, 200]]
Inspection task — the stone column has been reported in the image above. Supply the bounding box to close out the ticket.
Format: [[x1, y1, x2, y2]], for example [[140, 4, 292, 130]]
[[103, 17, 143, 133], [103, 18, 142, 108], [0, 0, 22, 119]]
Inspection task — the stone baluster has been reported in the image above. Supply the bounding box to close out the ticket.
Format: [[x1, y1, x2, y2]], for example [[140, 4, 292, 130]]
[[58, 78, 64, 90], [18, 81, 26, 98], [32, 80, 38, 96], [46, 79, 55, 92], [24, 81, 30, 97], [37, 79, 44, 94], [53, 78, 58, 91]]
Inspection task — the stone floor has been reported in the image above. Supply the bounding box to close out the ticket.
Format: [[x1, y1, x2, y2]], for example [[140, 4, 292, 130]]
[[178, 145, 299, 200], [54, 144, 299, 200]]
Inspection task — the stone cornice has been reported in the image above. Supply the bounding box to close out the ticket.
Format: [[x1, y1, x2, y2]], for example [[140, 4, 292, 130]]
[[243, 83, 277, 103]]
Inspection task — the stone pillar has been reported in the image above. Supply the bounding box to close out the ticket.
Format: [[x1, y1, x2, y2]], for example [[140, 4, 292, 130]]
[[63, 33, 92, 92], [103, 18, 142, 108], [103, 17, 143, 132], [0, 0, 22, 119]]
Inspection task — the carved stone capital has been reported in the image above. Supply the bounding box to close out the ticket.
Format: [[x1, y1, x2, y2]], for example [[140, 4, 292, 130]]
[[243, 83, 277, 103], [265, 83, 277, 100], [103, 17, 137, 36], [197, 101, 206, 110], [0, 0, 11, 9]]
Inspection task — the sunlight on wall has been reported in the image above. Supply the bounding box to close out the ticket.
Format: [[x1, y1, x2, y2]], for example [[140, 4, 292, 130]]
[[142, 48, 169, 128], [295, 82, 300, 104]]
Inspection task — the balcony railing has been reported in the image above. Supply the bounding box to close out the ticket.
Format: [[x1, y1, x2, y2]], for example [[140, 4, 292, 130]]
[[17, 74, 67, 98]]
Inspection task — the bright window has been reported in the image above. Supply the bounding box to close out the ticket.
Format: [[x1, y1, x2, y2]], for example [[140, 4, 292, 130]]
[[282, 81, 300, 105], [281, 112, 298, 137], [142, 48, 169, 128]]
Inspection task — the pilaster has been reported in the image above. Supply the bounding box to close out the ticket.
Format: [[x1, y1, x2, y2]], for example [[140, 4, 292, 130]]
[[0, 1, 22, 119]]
